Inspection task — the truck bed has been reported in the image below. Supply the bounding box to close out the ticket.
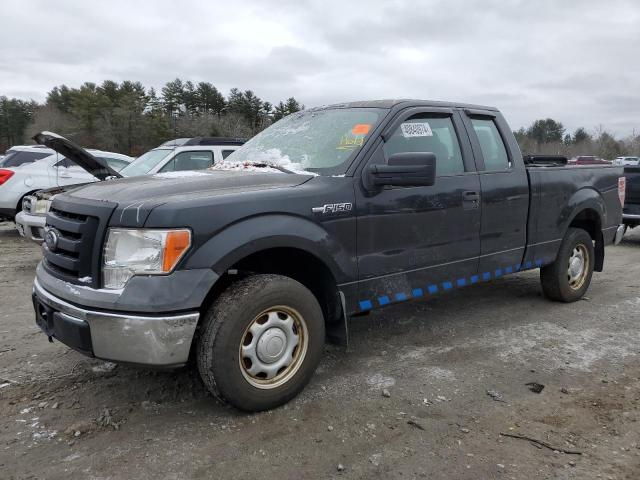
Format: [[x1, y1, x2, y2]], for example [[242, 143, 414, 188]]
[[526, 164, 624, 263]]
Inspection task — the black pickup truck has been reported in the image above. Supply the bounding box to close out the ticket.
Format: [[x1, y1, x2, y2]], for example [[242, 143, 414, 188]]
[[32, 100, 625, 411], [622, 165, 640, 229]]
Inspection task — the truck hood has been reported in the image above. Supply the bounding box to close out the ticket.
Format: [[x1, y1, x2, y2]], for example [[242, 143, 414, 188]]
[[32, 131, 122, 181], [64, 169, 313, 204]]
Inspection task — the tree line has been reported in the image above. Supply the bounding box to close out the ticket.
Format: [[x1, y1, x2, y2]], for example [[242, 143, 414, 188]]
[[514, 118, 640, 160], [0, 79, 302, 155], [1, 83, 639, 159]]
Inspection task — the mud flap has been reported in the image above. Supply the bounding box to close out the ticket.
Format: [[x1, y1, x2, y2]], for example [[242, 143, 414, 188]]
[[325, 291, 349, 348]]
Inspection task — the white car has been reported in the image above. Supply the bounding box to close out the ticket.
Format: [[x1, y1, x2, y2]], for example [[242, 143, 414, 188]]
[[613, 156, 640, 166], [118, 137, 244, 177], [3, 148, 132, 241], [15, 133, 245, 242]]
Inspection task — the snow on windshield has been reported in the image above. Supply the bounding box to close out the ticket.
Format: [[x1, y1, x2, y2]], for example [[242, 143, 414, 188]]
[[213, 108, 384, 175], [210, 148, 311, 175]]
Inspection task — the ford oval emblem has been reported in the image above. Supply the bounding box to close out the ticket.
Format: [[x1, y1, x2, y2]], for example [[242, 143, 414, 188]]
[[44, 227, 59, 252]]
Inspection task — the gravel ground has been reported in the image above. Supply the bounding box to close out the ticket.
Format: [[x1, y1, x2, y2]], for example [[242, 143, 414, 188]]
[[1, 221, 639, 479]]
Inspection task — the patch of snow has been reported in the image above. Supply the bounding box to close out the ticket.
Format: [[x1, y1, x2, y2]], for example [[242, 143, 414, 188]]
[[92, 361, 118, 373], [478, 321, 640, 372], [78, 276, 92, 284], [0, 382, 10, 389], [20, 407, 34, 414], [211, 148, 317, 176]]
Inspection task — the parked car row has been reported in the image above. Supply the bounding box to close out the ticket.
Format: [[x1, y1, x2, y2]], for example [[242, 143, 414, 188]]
[[1, 135, 245, 242]]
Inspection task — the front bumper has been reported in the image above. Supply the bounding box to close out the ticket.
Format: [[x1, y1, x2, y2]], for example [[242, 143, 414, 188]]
[[32, 278, 199, 367], [15, 211, 46, 243]]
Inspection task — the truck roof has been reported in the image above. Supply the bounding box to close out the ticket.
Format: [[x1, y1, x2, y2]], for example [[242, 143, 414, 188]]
[[319, 99, 499, 111]]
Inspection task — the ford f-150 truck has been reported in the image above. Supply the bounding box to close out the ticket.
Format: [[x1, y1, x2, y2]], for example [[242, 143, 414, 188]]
[[31, 100, 626, 411]]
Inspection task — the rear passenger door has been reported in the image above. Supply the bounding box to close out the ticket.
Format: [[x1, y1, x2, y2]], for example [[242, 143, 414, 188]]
[[355, 108, 481, 310], [462, 110, 529, 276]]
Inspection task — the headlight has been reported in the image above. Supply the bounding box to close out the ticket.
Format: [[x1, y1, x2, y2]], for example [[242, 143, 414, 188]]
[[102, 228, 191, 289], [34, 199, 51, 214]]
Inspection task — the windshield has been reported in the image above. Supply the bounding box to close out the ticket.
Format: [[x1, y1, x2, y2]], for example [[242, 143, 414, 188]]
[[120, 148, 171, 176], [224, 107, 386, 175]]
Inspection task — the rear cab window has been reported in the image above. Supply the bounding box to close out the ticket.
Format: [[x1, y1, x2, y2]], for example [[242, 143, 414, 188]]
[[383, 115, 465, 176], [470, 118, 511, 171]]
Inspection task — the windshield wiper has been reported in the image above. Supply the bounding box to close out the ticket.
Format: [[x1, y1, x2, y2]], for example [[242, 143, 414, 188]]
[[242, 161, 295, 174]]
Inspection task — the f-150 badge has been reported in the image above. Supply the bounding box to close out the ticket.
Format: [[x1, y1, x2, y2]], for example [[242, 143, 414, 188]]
[[312, 203, 353, 214]]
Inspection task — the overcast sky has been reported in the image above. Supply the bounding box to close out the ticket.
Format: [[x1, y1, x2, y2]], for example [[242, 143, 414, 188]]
[[1, 0, 639, 136]]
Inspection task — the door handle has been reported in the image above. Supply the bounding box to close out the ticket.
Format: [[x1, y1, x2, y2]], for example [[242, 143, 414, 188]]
[[462, 190, 480, 209]]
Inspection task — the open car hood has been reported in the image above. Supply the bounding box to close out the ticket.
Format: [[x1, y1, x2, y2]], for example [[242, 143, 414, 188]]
[[32, 131, 123, 181]]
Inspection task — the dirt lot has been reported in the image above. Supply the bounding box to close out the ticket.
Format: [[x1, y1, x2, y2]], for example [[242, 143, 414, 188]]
[[1, 221, 639, 480]]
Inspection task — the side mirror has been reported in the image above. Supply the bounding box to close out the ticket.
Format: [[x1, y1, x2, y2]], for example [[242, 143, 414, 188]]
[[367, 152, 436, 188]]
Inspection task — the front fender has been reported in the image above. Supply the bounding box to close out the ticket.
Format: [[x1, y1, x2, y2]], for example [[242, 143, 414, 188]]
[[184, 214, 355, 283]]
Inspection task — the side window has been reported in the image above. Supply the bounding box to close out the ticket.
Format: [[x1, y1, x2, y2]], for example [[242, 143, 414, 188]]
[[383, 115, 464, 176], [222, 149, 235, 159], [470, 118, 510, 171], [160, 151, 214, 172], [54, 157, 73, 168]]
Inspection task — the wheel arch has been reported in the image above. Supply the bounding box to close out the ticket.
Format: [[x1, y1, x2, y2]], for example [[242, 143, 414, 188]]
[[564, 189, 606, 271], [188, 214, 353, 345]]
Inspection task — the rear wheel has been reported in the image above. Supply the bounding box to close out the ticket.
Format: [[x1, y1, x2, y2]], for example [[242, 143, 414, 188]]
[[540, 227, 594, 302], [197, 274, 325, 411]]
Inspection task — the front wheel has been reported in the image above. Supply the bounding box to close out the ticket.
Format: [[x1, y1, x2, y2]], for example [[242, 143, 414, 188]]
[[540, 227, 595, 302], [197, 274, 325, 411]]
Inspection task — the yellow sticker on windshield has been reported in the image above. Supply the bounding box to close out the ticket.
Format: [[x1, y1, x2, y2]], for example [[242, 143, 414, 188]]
[[337, 135, 365, 150]]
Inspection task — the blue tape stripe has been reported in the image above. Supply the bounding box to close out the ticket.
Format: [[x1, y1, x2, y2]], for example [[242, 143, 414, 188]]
[[359, 258, 545, 311], [359, 300, 373, 311]]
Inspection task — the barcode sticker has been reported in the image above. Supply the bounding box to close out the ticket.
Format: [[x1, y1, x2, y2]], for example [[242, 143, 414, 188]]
[[400, 122, 433, 137]]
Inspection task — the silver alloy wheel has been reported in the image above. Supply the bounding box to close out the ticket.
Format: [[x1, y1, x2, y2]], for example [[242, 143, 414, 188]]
[[567, 244, 589, 290], [239, 306, 308, 389]]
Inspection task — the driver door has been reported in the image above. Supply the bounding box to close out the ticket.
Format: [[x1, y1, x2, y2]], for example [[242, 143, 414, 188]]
[[354, 109, 481, 311]]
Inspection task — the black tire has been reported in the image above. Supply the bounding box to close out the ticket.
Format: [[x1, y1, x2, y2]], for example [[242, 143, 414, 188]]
[[197, 274, 325, 412], [540, 227, 594, 302]]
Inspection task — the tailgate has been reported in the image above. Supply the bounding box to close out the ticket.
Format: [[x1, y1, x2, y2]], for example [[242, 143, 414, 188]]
[[624, 166, 640, 205]]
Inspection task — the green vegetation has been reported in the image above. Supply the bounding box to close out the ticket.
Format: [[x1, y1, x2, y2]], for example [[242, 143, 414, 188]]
[[1, 79, 302, 155], [2, 83, 638, 160]]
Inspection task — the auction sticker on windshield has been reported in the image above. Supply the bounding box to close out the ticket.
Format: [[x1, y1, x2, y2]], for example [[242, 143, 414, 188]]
[[401, 122, 433, 137], [351, 124, 371, 135]]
